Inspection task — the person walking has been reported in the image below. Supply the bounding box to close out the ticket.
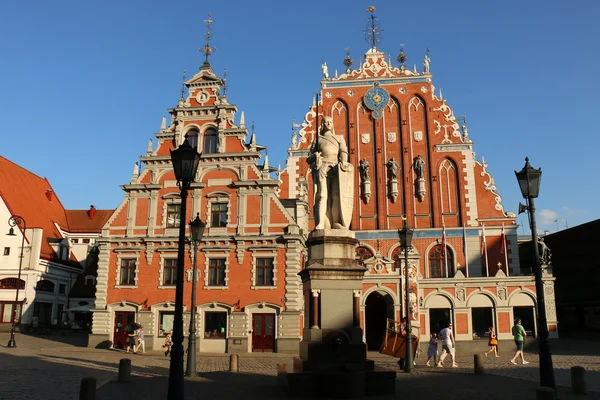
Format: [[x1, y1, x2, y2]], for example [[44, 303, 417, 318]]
[[162, 331, 173, 356], [426, 333, 439, 366], [125, 329, 137, 354], [135, 326, 146, 354], [510, 319, 529, 365], [484, 326, 500, 358], [437, 322, 458, 368]]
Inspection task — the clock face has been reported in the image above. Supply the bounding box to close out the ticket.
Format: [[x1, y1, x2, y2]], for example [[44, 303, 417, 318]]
[[364, 87, 390, 111], [364, 87, 390, 119]]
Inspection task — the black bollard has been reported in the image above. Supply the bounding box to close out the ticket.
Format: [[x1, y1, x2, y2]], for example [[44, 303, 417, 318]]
[[536, 386, 555, 400], [571, 366, 587, 394], [118, 358, 132, 383], [79, 377, 96, 400], [473, 354, 484, 375], [229, 354, 239, 372]]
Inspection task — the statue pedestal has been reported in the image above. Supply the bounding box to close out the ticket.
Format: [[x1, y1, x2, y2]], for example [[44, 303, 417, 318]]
[[287, 229, 396, 398]]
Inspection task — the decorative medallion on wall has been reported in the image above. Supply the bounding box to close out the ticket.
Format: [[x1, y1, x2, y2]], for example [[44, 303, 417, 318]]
[[413, 131, 423, 142], [364, 83, 390, 119], [420, 86, 429, 93], [387, 132, 396, 143], [361, 133, 371, 144], [347, 90, 355, 97], [195, 90, 210, 104], [325, 91, 333, 98], [399, 87, 407, 94]]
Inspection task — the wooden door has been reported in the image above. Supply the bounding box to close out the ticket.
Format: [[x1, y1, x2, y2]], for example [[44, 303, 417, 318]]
[[252, 314, 275, 352], [113, 311, 135, 349]]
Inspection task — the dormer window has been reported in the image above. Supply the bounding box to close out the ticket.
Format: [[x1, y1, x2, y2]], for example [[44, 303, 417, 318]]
[[203, 128, 218, 154], [186, 129, 199, 150]]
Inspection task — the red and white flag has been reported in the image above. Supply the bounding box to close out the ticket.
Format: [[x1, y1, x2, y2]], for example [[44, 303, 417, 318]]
[[480, 224, 487, 255], [500, 224, 506, 255]]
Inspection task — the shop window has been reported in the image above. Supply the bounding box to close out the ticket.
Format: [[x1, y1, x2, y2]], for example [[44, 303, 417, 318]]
[[208, 259, 226, 286], [159, 311, 174, 336], [166, 204, 181, 228], [120, 259, 136, 286], [255, 258, 274, 286], [163, 259, 177, 286], [204, 311, 226, 339], [428, 244, 455, 278]]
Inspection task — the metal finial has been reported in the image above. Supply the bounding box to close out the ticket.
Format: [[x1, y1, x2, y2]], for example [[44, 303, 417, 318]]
[[222, 67, 228, 96], [364, 7, 382, 49], [199, 13, 216, 63], [180, 70, 187, 99], [397, 44, 407, 66], [343, 47, 353, 73], [251, 121, 255, 135]]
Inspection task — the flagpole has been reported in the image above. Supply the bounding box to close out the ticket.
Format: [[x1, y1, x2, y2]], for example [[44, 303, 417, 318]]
[[484, 226, 489, 277], [463, 225, 469, 277], [503, 223, 509, 276], [443, 224, 448, 278]]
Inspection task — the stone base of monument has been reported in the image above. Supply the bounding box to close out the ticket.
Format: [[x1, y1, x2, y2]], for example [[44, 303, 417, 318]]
[[287, 229, 396, 398]]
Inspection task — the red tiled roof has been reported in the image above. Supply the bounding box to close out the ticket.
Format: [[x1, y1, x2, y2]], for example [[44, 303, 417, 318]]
[[0, 156, 112, 262], [65, 209, 113, 233]]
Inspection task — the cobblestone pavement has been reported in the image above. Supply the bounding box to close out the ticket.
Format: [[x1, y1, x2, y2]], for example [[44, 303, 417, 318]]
[[1, 333, 599, 399]]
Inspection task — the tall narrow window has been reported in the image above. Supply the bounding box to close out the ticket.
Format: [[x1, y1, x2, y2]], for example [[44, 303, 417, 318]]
[[208, 259, 226, 286], [203, 129, 218, 154], [211, 203, 228, 227], [186, 129, 199, 150], [428, 245, 455, 278], [120, 259, 136, 286], [256, 258, 274, 286], [166, 204, 181, 228], [163, 259, 177, 286]]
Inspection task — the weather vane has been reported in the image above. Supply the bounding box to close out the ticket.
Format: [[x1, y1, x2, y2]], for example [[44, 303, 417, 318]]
[[222, 67, 228, 96], [397, 44, 407, 67], [343, 47, 353, 74], [364, 6, 382, 49], [199, 13, 216, 63], [180, 70, 186, 99]]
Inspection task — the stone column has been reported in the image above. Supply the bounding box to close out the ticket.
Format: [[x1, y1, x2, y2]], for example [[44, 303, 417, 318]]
[[353, 290, 361, 327], [311, 290, 320, 329]]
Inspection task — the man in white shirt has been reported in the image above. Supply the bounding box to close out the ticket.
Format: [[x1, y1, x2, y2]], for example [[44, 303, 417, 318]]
[[437, 322, 458, 368]]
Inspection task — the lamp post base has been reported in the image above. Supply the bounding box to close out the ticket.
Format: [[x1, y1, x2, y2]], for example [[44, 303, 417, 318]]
[[7, 338, 16, 348]]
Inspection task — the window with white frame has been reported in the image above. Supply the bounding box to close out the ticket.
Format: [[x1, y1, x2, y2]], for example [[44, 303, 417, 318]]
[[166, 204, 181, 228], [255, 258, 274, 286], [208, 258, 226, 286], [120, 259, 137, 285], [203, 128, 218, 154], [163, 259, 177, 286], [210, 203, 228, 227]]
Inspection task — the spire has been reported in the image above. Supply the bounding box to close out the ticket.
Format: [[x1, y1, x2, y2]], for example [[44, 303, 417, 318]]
[[364, 6, 382, 50], [240, 111, 245, 128], [160, 116, 166, 131], [199, 12, 216, 68], [147, 139, 153, 155], [263, 155, 269, 171], [131, 162, 139, 183], [249, 133, 257, 151]]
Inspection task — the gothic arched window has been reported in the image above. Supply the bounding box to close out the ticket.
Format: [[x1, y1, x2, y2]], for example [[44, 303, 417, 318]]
[[203, 128, 218, 154], [185, 129, 199, 150], [428, 244, 455, 278]]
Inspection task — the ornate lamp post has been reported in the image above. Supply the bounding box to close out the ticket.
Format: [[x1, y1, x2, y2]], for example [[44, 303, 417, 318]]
[[186, 213, 205, 377], [515, 157, 556, 391], [398, 218, 414, 373], [6, 215, 26, 348], [168, 141, 201, 400]]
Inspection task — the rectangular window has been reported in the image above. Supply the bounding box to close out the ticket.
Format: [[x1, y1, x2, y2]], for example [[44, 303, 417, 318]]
[[159, 311, 175, 336], [208, 259, 226, 286], [120, 259, 136, 286], [82, 238, 90, 244], [3, 247, 9, 256], [163, 259, 177, 286], [211, 203, 227, 227], [256, 258, 274, 286], [204, 311, 227, 338], [59, 284, 66, 294], [166, 204, 181, 228], [1, 302, 14, 323], [72, 239, 79, 244]]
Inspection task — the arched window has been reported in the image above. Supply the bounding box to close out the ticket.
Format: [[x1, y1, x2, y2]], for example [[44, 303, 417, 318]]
[[391, 247, 403, 272], [428, 245, 455, 278], [356, 246, 374, 263], [185, 129, 199, 150], [35, 279, 55, 292], [203, 128, 218, 154], [0, 278, 25, 290]]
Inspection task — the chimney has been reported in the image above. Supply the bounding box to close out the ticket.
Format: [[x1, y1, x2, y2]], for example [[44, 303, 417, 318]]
[[45, 189, 54, 202], [88, 205, 97, 220]]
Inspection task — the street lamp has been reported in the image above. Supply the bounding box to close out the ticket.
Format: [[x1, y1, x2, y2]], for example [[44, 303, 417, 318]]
[[186, 213, 205, 377], [398, 217, 414, 373], [168, 141, 201, 400], [515, 157, 556, 391], [6, 215, 26, 348]]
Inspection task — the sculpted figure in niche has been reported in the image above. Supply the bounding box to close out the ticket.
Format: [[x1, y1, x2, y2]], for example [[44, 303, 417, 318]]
[[307, 116, 354, 230], [359, 158, 370, 182], [538, 237, 551, 265], [387, 158, 399, 180], [414, 155, 425, 180]]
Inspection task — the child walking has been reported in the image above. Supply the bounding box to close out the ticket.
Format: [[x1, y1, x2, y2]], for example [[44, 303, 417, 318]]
[[162, 331, 173, 356], [426, 333, 439, 366]]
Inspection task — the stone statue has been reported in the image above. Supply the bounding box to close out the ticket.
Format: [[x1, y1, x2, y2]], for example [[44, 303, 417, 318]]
[[423, 52, 430, 73], [387, 158, 399, 180], [414, 155, 425, 179], [359, 158, 370, 182], [538, 237, 551, 265], [307, 116, 354, 230], [322, 61, 329, 79]]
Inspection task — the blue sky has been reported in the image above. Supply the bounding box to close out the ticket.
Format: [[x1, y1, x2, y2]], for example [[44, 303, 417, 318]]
[[1, 1, 598, 234]]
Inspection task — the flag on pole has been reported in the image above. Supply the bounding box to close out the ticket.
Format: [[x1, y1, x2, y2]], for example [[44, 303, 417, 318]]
[[442, 224, 448, 278], [480, 224, 487, 255], [500, 224, 506, 255], [462, 225, 469, 277]]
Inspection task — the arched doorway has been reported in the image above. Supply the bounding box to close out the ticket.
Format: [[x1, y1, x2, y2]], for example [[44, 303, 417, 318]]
[[365, 291, 394, 351]]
